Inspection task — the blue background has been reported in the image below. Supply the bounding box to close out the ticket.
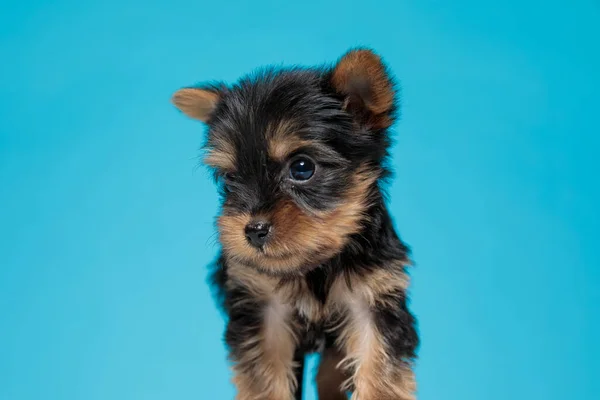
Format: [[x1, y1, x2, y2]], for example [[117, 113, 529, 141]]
[[1, 1, 599, 399]]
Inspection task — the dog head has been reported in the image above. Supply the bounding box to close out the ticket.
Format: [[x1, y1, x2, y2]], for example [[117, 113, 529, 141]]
[[172, 49, 398, 276]]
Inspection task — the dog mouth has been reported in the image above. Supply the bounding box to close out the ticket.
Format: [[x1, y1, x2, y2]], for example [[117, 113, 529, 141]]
[[227, 243, 328, 275], [253, 247, 304, 264], [256, 245, 295, 259]]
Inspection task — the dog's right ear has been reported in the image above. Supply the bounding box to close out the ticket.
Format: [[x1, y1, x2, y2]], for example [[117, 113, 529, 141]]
[[171, 87, 220, 123]]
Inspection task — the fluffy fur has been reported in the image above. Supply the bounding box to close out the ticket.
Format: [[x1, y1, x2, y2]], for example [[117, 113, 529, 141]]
[[172, 48, 419, 400]]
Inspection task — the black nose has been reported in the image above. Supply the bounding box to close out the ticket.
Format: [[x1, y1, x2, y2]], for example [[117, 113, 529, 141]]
[[245, 221, 271, 248]]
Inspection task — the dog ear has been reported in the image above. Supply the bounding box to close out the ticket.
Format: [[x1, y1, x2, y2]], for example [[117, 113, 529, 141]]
[[171, 87, 220, 122], [331, 48, 396, 129]]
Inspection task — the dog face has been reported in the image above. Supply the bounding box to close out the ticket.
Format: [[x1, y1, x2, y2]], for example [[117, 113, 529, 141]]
[[172, 49, 397, 275]]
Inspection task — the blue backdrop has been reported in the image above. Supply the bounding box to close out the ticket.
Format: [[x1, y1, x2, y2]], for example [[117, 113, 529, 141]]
[[1, 1, 599, 399]]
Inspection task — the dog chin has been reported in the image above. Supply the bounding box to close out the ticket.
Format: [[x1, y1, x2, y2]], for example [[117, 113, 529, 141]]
[[235, 251, 322, 277]]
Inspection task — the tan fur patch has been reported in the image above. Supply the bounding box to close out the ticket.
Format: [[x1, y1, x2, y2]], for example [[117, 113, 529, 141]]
[[267, 120, 311, 162], [226, 261, 326, 323], [292, 283, 326, 322], [171, 88, 219, 122], [230, 291, 299, 400], [331, 49, 395, 129], [336, 299, 415, 400], [203, 134, 237, 171], [218, 165, 378, 274], [226, 261, 278, 298], [330, 261, 411, 309], [329, 268, 416, 400], [204, 149, 236, 171]]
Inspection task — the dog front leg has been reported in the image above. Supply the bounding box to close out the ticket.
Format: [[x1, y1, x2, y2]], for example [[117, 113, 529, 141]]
[[226, 286, 299, 400], [337, 287, 418, 400]]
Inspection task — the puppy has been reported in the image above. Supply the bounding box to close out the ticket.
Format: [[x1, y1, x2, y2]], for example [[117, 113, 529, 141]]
[[172, 48, 419, 400]]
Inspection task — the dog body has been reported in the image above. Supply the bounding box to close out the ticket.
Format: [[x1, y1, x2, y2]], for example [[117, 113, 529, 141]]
[[173, 49, 419, 400]]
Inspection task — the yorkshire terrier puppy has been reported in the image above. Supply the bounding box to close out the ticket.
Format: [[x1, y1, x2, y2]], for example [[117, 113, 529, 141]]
[[172, 48, 419, 400]]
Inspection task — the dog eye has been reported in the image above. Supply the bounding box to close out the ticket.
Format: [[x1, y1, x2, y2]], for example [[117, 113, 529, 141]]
[[289, 158, 315, 181]]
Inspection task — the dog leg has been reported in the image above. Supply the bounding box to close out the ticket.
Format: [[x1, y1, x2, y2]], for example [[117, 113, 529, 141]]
[[226, 287, 298, 400], [333, 271, 418, 400]]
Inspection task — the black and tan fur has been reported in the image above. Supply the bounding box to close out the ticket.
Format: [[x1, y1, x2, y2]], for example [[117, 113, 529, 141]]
[[172, 48, 419, 399]]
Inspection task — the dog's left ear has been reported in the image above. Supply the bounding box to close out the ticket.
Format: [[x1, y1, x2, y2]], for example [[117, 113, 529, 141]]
[[171, 87, 220, 123], [331, 48, 396, 129]]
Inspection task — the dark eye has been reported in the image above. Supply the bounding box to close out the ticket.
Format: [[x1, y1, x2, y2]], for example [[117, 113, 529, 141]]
[[289, 158, 315, 181]]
